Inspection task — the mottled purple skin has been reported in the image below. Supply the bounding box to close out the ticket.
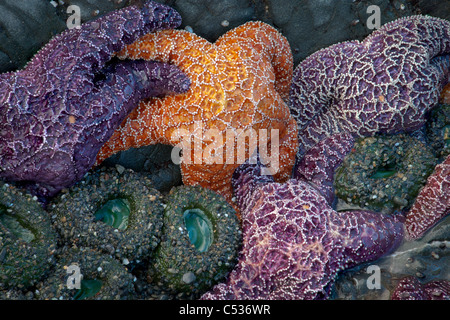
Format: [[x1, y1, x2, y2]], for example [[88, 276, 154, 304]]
[[293, 132, 355, 205], [290, 15, 450, 158], [0, 1, 190, 198], [391, 276, 450, 300], [200, 160, 404, 300], [405, 154, 450, 240]]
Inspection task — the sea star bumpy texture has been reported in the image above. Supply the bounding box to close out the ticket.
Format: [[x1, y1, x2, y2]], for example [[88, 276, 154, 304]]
[[200, 159, 404, 300], [289, 15, 450, 158], [391, 276, 450, 300], [405, 154, 450, 240], [293, 132, 355, 205], [0, 1, 190, 198], [96, 21, 299, 203]]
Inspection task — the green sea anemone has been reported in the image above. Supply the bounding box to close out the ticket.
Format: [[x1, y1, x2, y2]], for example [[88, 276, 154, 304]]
[[334, 134, 436, 213], [0, 182, 57, 290], [149, 185, 242, 298], [50, 167, 164, 262], [36, 247, 135, 300]]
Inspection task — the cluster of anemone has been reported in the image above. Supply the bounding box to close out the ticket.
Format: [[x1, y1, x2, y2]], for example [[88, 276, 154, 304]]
[[0, 167, 242, 300]]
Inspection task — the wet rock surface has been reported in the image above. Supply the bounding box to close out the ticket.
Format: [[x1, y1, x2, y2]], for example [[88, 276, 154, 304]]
[[0, 0, 446, 72], [331, 215, 450, 300], [102, 144, 182, 192], [0, 0, 66, 72]]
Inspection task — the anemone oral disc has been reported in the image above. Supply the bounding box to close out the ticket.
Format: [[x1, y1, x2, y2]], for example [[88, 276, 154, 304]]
[[183, 208, 213, 252], [94, 198, 130, 230]]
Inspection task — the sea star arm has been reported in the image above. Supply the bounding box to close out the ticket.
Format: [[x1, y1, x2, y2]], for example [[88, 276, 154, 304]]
[[215, 21, 293, 100], [405, 155, 450, 240], [391, 276, 450, 300], [365, 15, 450, 63], [329, 209, 404, 271], [231, 156, 276, 215], [72, 60, 190, 183], [289, 16, 450, 158], [26, 0, 184, 82], [0, 1, 190, 198], [294, 132, 355, 204], [288, 41, 360, 156], [116, 28, 202, 62], [95, 29, 203, 158]]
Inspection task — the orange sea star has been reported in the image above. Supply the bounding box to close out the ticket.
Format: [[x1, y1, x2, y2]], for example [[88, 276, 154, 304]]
[[96, 21, 299, 204]]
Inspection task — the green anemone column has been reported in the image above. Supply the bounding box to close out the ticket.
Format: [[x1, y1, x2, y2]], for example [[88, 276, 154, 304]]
[[73, 279, 104, 300], [0, 182, 57, 290], [334, 134, 436, 213], [0, 210, 36, 243]]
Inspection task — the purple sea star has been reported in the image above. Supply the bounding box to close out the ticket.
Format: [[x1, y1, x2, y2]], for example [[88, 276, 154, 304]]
[[0, 1, 190, 198], [200, 157, 404, 300], [293, 132, 355, 205], [391, 276, 450, 300], [405, 154, 450, 240], [289, 15, 450, 158]]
